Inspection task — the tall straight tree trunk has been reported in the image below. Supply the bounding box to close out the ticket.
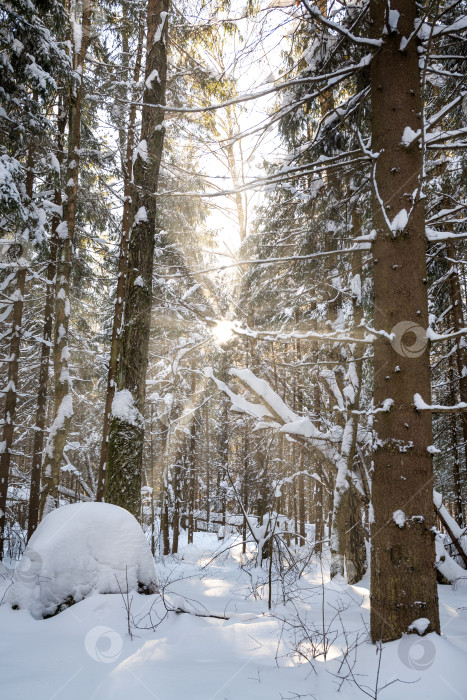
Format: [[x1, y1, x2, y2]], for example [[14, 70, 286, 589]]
[[205, 401, 210, 524], [0, 137, 38, 555], [171, 463, 181, 554], [187, 370, 197, 544], [369, 0, 440, 642], [96, 18, 144, 502], [160, 421, 171, 555], [446, 237, 467, 525], [330, 212, 368, 583], [448, 352, 463, 526], [27, 101, 66, 540], [106, 0, 169, 518], [314, 480, 323, 553], [0, 250, 27, 558], [295, 336, 306, 543], [39, 1, 92, 517]]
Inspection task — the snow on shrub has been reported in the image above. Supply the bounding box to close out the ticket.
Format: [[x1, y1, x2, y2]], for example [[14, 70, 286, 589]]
[[7, 502, 157, 619]]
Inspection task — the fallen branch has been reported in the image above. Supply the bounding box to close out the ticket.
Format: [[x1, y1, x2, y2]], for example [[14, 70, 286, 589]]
[[434, 491, 467, 568]]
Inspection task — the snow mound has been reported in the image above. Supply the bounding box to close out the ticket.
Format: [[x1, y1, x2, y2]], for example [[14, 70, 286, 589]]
[[7, 502, 157, 619]]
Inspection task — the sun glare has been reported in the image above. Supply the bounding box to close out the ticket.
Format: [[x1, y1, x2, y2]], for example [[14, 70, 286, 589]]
[[212, 320, 234, 345]]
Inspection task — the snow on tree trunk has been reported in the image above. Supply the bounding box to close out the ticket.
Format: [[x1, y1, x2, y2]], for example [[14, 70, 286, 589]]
[[446, 233, 467, 526], [96, 18, 145, 503], [27, 101, 65, 541], [0, 253, 27, 559], [106, 0, 169, 519], [369, 0, 440, 642], [39, 1, 92, 518]]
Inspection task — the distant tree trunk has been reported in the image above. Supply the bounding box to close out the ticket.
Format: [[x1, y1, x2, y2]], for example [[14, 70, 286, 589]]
[[293, 471, 298, 546], [219, 398, 229, 527], [0, 250, 27, 558], [149, 404, 156, 556], [312, 368, 324, 553], [314, 480, 323, 553], [370, 0, 440, 642], [27, 100, 66, 541], [39, 1, 92, 518], [0, 135, 39, 555], [159, 419, 171, 555], [186, 368, 197, 544], [294, 335, 306, 543], [160, 459, 170, 555], [242, 432, 249, 554], [106, 0, 169, 518], [187, 430, 197, 544], [171, 462, 182, 554], [330, 213, 368, 583], [96, 17, 144, 502], [225, 104, 247, 242], [448, 352, 463, 527], [446, 237, 467, 525], [205, 402, 210, 524]]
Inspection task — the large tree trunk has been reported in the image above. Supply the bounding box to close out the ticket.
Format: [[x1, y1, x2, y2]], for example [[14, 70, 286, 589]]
[[369, 0, 440, 642], [96, 18, 144, 502], [27, 101, 66, 540], [39, 1, 92, 517], [106, 0, 169, 518]]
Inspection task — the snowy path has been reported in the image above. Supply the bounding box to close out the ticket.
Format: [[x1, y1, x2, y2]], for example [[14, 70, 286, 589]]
[[1, 533, 466, 700]]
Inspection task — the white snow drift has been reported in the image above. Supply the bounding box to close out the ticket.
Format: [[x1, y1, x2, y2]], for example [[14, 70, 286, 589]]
[[7, 502, 157, 619]]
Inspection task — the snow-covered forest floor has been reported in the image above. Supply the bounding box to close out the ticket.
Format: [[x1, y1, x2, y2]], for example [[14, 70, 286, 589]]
[[1, 532, 466, 700]]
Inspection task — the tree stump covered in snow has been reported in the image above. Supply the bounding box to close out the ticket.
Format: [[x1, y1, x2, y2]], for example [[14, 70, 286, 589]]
[[7, 502, 157, 618]]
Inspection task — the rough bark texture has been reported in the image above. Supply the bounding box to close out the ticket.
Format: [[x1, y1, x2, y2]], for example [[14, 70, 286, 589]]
[[334, 489, 367, 583], [187, 371, 197, 544], [329, 216, 367, 583], [369, 0, 440, 642], [0, 254, 27, 558], [0, 139, 38, 553], [447, 237, 467, 525], [39, 2, 92, 518], [96, 19, 144, 502], [27, 102, 65, 540], [106, 0, 169, 518]]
